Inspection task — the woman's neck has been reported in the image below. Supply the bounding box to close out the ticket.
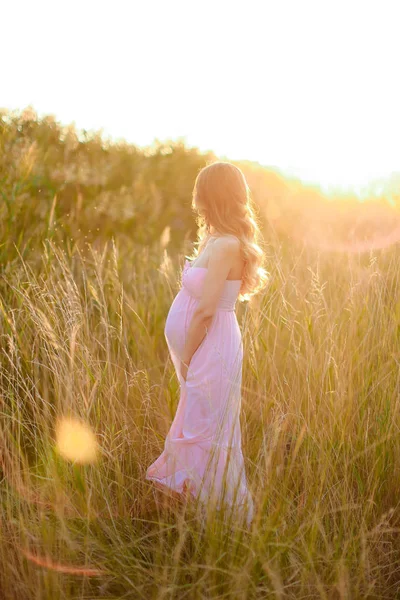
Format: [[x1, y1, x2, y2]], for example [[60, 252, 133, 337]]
[[209, 226, 224, 237]]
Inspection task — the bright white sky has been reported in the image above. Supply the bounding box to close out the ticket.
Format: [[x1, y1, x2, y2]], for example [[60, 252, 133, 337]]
[[1, 0, 399, 198]]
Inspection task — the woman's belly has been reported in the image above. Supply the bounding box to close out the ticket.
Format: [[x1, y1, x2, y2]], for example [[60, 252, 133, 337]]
[[164, 289, 193, 360], [164, 288, 242, 365]]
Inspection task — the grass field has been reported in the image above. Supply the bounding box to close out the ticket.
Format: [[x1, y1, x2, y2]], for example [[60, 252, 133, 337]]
[[1, 109, 400, 599]]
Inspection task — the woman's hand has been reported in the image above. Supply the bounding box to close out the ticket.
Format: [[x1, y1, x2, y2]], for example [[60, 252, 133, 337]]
[[180, 359, 190, 382]]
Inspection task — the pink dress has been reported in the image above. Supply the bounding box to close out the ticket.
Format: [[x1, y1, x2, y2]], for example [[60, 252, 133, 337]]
[[145, 258, 254, 526]]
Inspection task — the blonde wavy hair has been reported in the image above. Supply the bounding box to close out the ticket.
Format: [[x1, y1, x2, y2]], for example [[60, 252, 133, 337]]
[[188, 161, 269, 302]]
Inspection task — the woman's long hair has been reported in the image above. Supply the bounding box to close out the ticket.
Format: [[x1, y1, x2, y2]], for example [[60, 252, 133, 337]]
[[188, 161, 269, 302]]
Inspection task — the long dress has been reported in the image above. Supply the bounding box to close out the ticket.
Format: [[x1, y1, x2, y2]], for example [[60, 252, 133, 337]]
[[145, 258, 254, 526]]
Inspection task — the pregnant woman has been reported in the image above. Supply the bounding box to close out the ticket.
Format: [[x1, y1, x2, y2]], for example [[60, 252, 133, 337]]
[[146, 161, 269, 526]]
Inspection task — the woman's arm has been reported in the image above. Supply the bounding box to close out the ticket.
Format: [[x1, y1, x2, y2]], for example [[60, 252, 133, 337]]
[[181, 312, 213, 366], [181, 237, 239, 368]]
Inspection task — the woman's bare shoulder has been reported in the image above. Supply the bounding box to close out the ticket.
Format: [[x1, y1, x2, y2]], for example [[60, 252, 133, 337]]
[[211, 236, 241, 263], [212, 235, 240, 249]]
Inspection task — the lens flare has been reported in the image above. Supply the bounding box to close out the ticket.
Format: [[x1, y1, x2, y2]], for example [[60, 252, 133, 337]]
[[55, 416, 98, 464], [20, 546, 104, 576]]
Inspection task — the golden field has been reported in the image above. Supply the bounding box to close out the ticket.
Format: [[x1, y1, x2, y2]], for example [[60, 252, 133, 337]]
[[1, 107, 400, 599]]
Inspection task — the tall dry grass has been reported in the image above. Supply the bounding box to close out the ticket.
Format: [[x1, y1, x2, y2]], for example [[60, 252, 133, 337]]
[[1, 232, 400, 599]]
